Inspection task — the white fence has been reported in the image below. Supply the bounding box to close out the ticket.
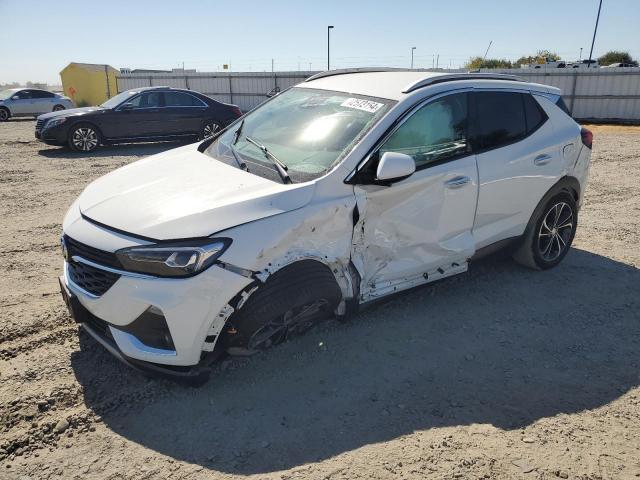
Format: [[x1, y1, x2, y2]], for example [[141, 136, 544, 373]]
[[116, 68, 640, 122]]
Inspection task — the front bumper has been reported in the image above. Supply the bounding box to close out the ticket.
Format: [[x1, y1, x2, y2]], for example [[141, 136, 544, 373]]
[[60, 247, 251, 373], [35, 122, 67, 145]]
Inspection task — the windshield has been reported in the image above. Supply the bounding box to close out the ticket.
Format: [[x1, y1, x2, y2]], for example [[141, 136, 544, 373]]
[[100, 90, 138, 109], [0, 89, 17, 100], [205, 87, 394, 183]]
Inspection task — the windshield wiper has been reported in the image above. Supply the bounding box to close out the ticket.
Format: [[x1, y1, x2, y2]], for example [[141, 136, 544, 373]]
[[245, 136, 291, 184], [229, 143, 249, 172], [232, 119, 245, 145]]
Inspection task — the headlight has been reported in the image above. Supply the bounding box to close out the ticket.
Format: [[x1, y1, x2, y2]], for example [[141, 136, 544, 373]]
[[115, 238, 231, 277], [45, 117, 67, 129]]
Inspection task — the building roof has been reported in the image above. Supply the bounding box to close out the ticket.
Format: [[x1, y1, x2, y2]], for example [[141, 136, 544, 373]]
[[60, 62, 119, 73]]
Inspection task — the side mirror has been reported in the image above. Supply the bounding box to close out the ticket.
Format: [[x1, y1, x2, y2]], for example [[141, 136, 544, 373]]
[[376, 151, 416, 182], [120, 102, 134, 111]]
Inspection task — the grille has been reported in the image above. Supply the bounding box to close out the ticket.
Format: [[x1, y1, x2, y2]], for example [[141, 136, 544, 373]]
[[64, 235, 122, 269], [68, 260, 120, 297], [36, 119, 45, 131]]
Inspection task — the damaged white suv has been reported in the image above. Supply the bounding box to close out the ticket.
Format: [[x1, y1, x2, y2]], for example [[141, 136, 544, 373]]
[[59, 70, 592, 383]]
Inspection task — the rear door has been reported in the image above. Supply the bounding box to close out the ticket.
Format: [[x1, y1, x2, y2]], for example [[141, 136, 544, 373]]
[[352, 91, 478, 300], [162, 91, 208, 135], [471, 90, 562, 248], [30, 90, 56, 114]]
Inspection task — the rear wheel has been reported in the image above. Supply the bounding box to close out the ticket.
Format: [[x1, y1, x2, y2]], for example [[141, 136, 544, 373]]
[[513, 192, 578, 270], [68, 124, 100, 152], [53, 104, 66, 112], [228, 261, 342, 352], [0, 107, 9, 122], [201, 121, 221, 139]]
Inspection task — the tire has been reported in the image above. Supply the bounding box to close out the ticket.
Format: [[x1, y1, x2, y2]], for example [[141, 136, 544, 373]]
[[228, 261, 342, 351], [68, 123, 101, 152], [53, 104, 66, 112], [200, 121, 221, 140], [0, 107, 9, 122], [513, 191, 578, 270]]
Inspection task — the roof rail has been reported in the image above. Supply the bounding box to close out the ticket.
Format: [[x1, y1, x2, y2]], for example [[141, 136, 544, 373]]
[[402, 73, 524, 93], [305, 67, 417, 82]]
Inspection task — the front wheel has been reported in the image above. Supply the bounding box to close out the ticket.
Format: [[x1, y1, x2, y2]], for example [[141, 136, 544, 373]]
[[0, 108, 9, 122], [68, 124, 100, 152], [227, 261, 342, 352], [513, 191, 578, 270]]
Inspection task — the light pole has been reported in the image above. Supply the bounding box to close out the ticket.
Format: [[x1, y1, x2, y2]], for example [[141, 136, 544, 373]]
[[587, 0, 602, 68], [327, 26, 334, 70], [411, 47, 416, 69], [579, 47, 583, 61]]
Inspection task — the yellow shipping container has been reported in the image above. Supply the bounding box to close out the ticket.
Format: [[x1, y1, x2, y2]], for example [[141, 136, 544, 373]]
[[60, 62, 119, 107]]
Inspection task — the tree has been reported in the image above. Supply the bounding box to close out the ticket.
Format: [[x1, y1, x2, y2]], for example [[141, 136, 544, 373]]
[[597, 50, 638, 66], [465, 56, 513, 70], [515, 50, 561, 66]]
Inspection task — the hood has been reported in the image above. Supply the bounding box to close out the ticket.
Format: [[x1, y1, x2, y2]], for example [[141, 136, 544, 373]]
[[78, 143, 315, 240], [38, 106, 103, 121]]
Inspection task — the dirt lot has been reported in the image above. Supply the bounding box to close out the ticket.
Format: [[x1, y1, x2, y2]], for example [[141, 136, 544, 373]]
[[0, 120, 639, 480]]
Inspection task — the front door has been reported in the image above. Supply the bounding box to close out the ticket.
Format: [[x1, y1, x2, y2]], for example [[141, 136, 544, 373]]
[[351, 91, 478, 301], [105, 91, 165, 139], [8, 90, 35, 115]]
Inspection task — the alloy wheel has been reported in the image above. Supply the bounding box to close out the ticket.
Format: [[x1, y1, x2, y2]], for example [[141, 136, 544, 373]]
[[0, 110, 8, 121], [537, 201, 574, 262], [72, 127, 98, 151], [203, 122, 219, 138], [247, 298, 329, 350]]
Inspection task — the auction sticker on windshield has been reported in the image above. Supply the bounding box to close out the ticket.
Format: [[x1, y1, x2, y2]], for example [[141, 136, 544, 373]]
[[340, 98, 384, 113]]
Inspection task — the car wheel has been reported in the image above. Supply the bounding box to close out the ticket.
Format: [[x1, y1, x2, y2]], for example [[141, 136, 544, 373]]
[[201, 121, 221, 139], [513, 191, 578, 270], [53, 104, 66, 112], [0, 107, 9, 122], [68, 124, 101, 152], [228, 261, 342, 352]]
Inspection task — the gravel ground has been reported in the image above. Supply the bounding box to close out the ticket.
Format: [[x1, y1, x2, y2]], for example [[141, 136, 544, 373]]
[[0, 120, 639, 480]]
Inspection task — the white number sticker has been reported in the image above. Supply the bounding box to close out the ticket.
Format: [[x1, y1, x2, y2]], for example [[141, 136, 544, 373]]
[[340, 98, 384, 113]]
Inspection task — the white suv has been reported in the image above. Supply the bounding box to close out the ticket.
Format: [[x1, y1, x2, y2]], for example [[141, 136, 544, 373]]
[[59, 70, 592, 383]]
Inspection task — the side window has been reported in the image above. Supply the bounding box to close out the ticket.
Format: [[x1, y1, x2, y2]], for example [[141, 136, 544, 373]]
[[31, 90, 55, 99], [15, 90, 32, 99], [165, 92, 202, 107], [523, 94, 548, 133], [472, 91, 526, 150], [379, 92, 469, 167], [129, 92, 162, 108]]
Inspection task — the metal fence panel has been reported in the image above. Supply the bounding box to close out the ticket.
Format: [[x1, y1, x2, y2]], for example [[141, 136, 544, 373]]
[[117, 68, 640, 121]]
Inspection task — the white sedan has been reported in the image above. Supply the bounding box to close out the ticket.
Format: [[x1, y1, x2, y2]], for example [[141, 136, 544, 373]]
[[58, 70, 592, 383]]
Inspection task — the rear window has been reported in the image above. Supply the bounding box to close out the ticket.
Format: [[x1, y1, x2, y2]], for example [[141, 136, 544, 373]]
[[523, 94, 548, 133], [555, 97, 571, 116], [472, 91, 527, 150]]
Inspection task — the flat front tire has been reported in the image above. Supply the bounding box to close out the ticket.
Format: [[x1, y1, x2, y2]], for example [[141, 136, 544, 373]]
[[228, 261, 342, 352], [513, 191, 578, 270]]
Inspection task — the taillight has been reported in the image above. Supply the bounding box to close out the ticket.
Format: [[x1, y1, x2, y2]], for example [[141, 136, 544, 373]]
[[581, 127, 593, 149], [232, 106, 243, 118]]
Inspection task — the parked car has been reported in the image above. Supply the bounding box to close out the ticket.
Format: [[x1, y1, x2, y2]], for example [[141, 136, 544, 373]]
[[601, 62, 637, 68], [58, 70, 592, 383], [0, 88, 73, 121], [35, 87, 243, 152]]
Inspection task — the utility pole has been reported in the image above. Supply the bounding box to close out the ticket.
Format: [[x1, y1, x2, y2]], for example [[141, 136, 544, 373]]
[[327, 25, 334, 70], [587, 0, 603, 68], [411, 47, 416, 69], [483, 40, 493, 62], [579, 47, 583, 61], [436, 54, 439, 69], [271, 58, 274, 73]]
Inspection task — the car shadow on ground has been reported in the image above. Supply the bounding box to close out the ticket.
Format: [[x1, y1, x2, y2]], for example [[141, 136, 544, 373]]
[[71, 248, 640, 474], [38, 140, 191, 158]]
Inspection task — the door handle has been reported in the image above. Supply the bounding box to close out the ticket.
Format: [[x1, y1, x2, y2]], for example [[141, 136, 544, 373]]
[[444, 176, 471, 189], [534, 154, 552, 166]]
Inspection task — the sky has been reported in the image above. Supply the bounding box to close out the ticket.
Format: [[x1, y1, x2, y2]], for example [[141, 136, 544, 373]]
[[0, 0, 639, 84]]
